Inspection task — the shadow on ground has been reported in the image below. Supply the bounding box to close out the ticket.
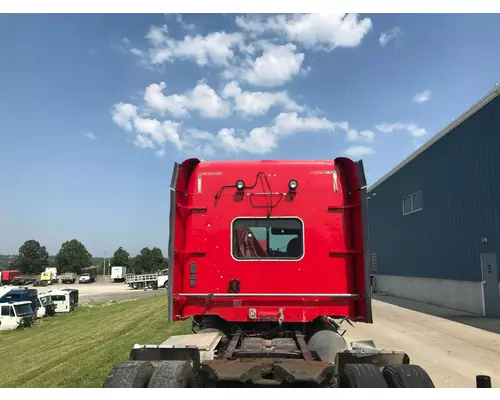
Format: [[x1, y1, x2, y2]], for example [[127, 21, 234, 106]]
[[373, 294, 500, 335]]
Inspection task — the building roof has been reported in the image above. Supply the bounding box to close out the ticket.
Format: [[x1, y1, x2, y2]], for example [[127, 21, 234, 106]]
[[368, 83, 500, 192]]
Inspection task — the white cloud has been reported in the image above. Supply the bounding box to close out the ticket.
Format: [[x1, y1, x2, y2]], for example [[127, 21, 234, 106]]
[[145, 25, 168, 46], [221, 81, 303, 116], [235, 13, 372, 50], [375, 122, 428, 137], [413, 89, 431, 104], [379, 27, 402, 47], [238, 43, 305, 87], [346, 129, 375, 142], [273, 112, 335, 135], [176, 14, 195, 31], [133, 116, 184, 149], [155, 148, 166, 158], [145, 28, 244, 67], [144, 81, 231, 119], [212, 112, 338, 154], [343, 146, 375, 157], [335, 121, 374, 142], [84, 132, 96, 140], [134, 134, 155, 149], [111, 103, 137, 131]]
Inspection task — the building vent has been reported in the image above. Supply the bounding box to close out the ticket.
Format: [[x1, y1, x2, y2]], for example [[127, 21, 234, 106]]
[[371, 252, 378, 272]]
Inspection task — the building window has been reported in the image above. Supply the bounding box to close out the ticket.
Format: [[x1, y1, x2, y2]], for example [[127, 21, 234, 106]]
[[402, 191, 423, 215], [232, 218, 303, 260], [371, 252, 378, 272]]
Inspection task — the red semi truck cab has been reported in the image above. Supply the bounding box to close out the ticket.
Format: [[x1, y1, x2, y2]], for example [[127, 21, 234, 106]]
[[168, 158, 372, 325]]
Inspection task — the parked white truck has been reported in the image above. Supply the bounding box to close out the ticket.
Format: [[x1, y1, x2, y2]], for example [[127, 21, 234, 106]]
[[36, 293, 56, 318], [60, 272, 77, 284], [157, 270, 168, 289], [0, 301, 36, 331], [79, 266, 97, 284], [111, 266, 127, 282], [46, 289, 79, 313]]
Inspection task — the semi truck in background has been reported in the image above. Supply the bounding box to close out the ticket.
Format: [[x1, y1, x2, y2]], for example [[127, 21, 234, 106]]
[[60, 272, 77, 284], [33, 267, 59, 286], [79, 266, 97, 284]]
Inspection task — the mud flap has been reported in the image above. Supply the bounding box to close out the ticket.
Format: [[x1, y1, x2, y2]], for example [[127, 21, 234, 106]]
[[335, 341, 410, 382], [129, 345, 201, 372]]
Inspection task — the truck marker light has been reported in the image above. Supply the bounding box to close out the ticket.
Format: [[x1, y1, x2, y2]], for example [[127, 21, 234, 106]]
[[235, 180, 245, 191], [288, 179, 298, 191]]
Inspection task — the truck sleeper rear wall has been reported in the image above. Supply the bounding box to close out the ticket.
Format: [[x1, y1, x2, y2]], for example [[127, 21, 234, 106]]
[[169, 158, 371, 324]]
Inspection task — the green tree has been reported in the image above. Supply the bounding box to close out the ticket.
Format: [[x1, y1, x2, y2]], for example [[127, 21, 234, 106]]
[[134, 247, 165, 273], [110, 247, 130, 267], [54, 239, 92, 274], [15, 240, 49, 274]]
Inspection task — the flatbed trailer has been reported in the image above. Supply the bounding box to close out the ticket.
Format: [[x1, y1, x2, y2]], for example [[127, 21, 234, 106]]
[[126, 273, 159, 290], [103, 157, 492, 389]]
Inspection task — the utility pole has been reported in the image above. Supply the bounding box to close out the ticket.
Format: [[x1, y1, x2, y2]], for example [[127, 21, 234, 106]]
[[104, 251, 107, 276]]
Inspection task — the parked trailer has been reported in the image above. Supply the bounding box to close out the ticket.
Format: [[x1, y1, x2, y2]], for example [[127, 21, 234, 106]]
[[0, 270, 21, 285], [10, 275, 37, 286], [111, 266, 127, 282], [126, 273, 159, 290], [103, 158, 491, 388]]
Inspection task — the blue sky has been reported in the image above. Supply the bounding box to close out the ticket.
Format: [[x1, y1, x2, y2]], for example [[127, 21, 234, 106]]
[[1, 13, 500, 257]]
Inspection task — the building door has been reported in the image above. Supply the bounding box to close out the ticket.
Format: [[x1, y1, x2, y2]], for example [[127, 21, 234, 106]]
[[480, 252, 500, 317]]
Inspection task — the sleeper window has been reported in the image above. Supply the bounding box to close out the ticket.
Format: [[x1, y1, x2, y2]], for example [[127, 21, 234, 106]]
[[232, 218, 303, 260]]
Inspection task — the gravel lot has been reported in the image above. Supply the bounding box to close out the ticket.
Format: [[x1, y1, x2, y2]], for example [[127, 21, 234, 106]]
[[32, 282, 500, 387], [37, 281, 165, 303]]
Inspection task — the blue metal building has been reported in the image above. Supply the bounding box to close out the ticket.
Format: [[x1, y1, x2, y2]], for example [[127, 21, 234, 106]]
[[367, 84, 500, 317]]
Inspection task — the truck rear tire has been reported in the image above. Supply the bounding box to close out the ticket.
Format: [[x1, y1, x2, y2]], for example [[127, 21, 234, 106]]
[[382, 364, 435, 388], [103, 361, 154, 388], [147, 360, 198, 388], [340, 364, 388, 388]]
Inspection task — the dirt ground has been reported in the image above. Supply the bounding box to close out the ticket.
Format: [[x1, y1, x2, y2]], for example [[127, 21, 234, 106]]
[[344, 295, 500, 388], [34, 282, 500, 388]]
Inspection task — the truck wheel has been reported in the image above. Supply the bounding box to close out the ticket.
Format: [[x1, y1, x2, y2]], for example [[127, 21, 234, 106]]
[[382, 365, 435, 388], [147, 361, 198, 388], [132, 283, 139, 290], [103, 361, 154, 388], [340, 364, 388, 388]]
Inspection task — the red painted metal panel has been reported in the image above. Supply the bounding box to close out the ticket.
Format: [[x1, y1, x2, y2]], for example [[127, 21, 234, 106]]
[[171, 159, 369, 324]]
